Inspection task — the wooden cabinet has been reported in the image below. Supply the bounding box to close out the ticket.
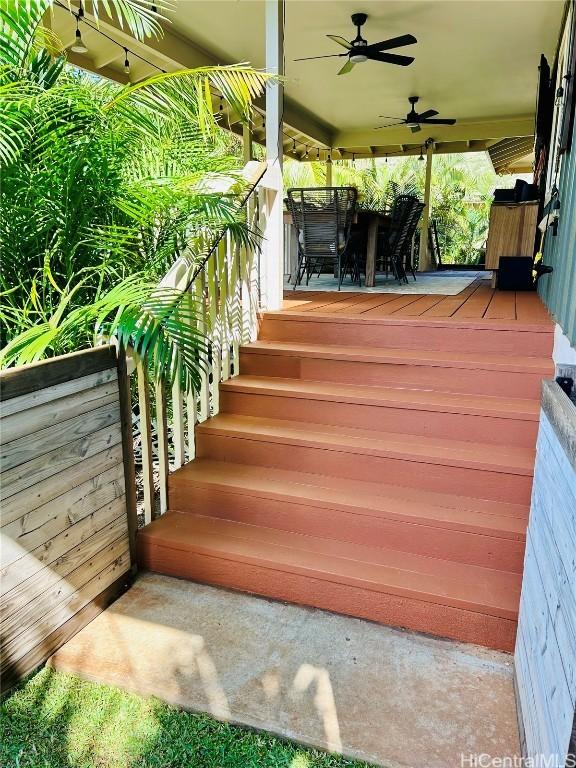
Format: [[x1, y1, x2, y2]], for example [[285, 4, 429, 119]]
[[485, 201, 539, 270]]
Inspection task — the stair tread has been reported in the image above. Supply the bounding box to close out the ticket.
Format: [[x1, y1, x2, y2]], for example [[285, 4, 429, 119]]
[[243, 340, 554, 375], [263, 309, 554, 333], [172, 459, 528, 537], [139, 512, 521, 620], [221, 375, 540, 419], [197, 414, 535, 475]]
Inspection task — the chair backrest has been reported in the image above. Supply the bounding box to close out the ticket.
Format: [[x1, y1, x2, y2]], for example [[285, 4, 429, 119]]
[[390, 196, 424, 257], [286, 187, 357, 257]]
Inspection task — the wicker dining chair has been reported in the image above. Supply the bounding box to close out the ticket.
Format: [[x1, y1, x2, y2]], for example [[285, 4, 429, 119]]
[[383, 195, 424, 284], [286, 187, 358, 290]]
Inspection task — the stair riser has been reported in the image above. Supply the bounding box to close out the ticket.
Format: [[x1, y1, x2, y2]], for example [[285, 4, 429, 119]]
[[259, 318, 552, 358], [137, 541, 517, 652], [168, 483, 526, 572], [195, 433, 533, 505], [240, 351, 547, 399], [219, 390, 538, 448]]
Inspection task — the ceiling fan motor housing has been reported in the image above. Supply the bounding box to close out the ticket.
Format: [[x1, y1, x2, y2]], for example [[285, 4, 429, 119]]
[[350, 12, 369, 61]]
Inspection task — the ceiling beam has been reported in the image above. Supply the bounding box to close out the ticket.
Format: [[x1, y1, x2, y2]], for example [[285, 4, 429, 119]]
[[333, 116, 535, 148]]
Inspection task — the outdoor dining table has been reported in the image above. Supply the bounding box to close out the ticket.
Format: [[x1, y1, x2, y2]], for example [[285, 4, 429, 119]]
[[284, 207, 393, 288], [357, 209, 392, 288]]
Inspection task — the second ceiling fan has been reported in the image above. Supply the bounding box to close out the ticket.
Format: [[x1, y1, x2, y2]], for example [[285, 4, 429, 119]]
[[295, 13, 417, 75], [376, 96, 457, 132]]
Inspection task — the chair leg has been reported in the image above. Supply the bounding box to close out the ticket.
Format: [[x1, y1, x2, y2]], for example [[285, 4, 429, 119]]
[[294, 252, 306, 289]]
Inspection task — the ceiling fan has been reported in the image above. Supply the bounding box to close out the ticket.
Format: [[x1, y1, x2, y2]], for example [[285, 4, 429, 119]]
[[375, 96, 457, 132], [294, 13, 416, 75]]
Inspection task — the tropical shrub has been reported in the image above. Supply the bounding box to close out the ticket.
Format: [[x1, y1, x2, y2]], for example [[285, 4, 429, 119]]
[[0, 0, 272, 386]]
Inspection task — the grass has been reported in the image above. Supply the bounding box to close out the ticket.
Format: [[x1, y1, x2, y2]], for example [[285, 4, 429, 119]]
[[1, 667, 371, 768]]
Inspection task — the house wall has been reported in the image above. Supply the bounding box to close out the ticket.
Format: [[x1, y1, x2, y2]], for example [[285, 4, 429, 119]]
[[514, 380, 576, 765], [0, 346, 136, 691], [538, 49, 576, 347]]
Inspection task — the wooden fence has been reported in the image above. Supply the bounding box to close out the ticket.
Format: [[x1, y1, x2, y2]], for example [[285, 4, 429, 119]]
[[515, 380, 576, 762], [0, 346, 136, 691]]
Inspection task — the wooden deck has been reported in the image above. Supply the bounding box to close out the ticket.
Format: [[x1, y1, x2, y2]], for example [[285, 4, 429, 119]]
[[281, 278, 552, 325]]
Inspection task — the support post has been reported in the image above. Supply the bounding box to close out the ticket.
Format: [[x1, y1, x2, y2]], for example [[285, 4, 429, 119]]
[[242, 122, 253, 163], [261, 0, 284, 311], [325, 156, 333, 187], [418, 140, 434, 272]]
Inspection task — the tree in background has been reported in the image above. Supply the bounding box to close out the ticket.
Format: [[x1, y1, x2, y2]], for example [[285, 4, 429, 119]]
[[283, 152, 520, 265]]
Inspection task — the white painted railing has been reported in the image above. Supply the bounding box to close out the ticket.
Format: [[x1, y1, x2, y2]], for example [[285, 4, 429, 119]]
[[131, 160, 271, 523]]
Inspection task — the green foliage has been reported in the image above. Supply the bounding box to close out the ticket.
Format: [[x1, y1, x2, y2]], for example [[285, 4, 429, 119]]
[[1, 668, 370, 768], [284, 153, 518, 265], [0, 1, 272, 384]]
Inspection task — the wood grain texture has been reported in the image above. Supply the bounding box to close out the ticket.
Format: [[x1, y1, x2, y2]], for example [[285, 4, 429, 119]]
[[485, 203, 539, 270], [0, 346, 117, 402], [0, 348, 132, 688], [515, 409, 576, 763]]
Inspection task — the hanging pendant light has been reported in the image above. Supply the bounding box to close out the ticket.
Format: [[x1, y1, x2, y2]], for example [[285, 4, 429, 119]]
[[71, 18, 88, 53], [77, 1, 85, 17], [418, 147, 424, 161], [123, 48, 130, 74]]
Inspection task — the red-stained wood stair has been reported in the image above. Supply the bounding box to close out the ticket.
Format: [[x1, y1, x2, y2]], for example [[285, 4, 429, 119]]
[[137, 302, 555, 652]]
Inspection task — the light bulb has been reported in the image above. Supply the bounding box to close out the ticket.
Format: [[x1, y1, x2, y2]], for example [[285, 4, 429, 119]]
[[349, 53, 368, 63], [71, 26, 88, 54]]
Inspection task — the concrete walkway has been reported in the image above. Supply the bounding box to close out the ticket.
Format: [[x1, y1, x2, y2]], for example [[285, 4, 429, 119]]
[[51, 573, 520, 768]]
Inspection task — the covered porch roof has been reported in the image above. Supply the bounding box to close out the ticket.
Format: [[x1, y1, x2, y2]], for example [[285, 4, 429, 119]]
[[53, 1, 564, 164]]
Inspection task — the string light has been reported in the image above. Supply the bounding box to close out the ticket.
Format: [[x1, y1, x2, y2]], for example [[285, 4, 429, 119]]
[[71, 17, 88, 53], [57, 4, 419, 165]]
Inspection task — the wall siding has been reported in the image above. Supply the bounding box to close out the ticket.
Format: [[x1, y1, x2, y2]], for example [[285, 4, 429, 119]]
[[0, 347, 135, 691], [515, 382, 576, 765], [538, 118, 576, 346]]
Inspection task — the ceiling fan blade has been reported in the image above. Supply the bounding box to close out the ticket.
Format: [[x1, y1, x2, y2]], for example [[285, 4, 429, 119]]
[[337, 59, 355, 75], [410, 124, 422, 133], [420, 118, 456, 125], [417, 109, 439, 120], [374, 121, 406, 130], [294, 53, 347, 61], [364, 34, 417, 54], [368, 51, 414, 67], [327, 34, 352, 50], [377, 115, 404, 119]]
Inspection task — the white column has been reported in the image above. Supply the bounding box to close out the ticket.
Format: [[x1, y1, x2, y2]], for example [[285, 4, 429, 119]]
[[261, 0, 284, 311], [418, 141, 434, 272]]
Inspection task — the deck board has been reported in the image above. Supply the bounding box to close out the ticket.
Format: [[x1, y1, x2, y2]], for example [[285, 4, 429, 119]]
[[281, 280, 552, 327], [485, 291, 517, 320]]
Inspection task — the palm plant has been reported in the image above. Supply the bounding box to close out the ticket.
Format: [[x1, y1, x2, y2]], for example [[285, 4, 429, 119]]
[[0, 0, 274, 385]]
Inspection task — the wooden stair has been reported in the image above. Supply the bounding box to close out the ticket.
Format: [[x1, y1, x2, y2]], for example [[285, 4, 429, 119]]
[[138, 308, 554, 651]]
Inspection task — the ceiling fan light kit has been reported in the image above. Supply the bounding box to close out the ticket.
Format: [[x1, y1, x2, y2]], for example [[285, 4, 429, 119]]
[[375, 96, 457, 133], [294, 12, 416, 74]]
